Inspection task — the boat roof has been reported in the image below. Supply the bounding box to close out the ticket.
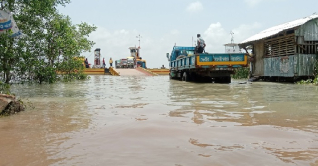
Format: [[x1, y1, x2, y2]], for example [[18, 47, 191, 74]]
[[224, 43, 239, 47]]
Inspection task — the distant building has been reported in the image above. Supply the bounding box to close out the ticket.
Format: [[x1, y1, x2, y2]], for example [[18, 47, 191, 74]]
[[239, 13, 318, 81]]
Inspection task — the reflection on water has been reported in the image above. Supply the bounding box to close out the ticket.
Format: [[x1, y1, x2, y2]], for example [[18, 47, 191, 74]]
[[1, 75, 318, 166]]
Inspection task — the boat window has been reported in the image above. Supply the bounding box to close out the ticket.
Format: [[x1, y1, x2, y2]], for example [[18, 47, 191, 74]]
[[186, 50, 195, 55]]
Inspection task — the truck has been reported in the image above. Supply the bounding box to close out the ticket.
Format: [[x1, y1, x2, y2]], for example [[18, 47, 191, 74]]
[[127, 56, 135, 68], [120, 58, 128, 68], [167, 44, 248, 83], [115, 60, 121, 68]]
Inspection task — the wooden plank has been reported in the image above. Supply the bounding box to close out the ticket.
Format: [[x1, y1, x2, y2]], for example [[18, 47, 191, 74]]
[[265, 33, 295, 42]]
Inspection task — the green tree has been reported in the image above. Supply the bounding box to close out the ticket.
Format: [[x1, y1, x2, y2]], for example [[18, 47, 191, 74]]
[[0, 0, 96, 84]]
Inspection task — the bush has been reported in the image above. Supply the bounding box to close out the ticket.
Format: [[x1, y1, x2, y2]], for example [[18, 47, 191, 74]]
[[232, 67, 249, 79], [0, 81, 11, 94]]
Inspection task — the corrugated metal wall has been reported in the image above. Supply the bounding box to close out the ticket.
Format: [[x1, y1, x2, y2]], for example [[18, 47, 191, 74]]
[[295, 18, 318, 41], [264, 56, 294, 77], [263, 54, 317, 77], [294, 54, 317, 76], [253, 41, 264, 76]]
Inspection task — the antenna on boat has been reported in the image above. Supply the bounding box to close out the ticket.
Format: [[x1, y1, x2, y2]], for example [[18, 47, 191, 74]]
[[136, 34, 142, 48], [230, 31, 234, 43]]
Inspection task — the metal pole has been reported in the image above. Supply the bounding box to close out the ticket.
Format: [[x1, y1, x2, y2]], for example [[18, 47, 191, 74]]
[[192, 36, 193, 47], [136, 34, 142, 48], [136, 34, 142, 61], [230, 31, 234, 43]]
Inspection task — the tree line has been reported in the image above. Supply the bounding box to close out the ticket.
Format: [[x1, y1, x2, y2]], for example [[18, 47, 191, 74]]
[[0, 0, 96, 86]]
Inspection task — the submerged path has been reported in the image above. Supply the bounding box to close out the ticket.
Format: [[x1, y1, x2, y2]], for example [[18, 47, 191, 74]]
[[115, 68, 154, 76]]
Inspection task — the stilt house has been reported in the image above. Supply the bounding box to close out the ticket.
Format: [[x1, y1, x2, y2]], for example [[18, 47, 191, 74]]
[[239, 14, 318, 80]]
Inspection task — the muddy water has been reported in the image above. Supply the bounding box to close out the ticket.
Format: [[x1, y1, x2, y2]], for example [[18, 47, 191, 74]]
[[1, 75, 318, 166]]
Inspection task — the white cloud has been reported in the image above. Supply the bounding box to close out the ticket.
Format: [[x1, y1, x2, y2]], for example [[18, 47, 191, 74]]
[[244, 0, 263, 7], [186, 1, 203, 12], [202, 22, 262, 53], [232, 22, 262, 43], [203, 22, 229, 53]]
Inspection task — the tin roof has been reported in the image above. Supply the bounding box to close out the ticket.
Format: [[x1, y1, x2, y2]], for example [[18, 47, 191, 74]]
[[240, 13, 318, 45]]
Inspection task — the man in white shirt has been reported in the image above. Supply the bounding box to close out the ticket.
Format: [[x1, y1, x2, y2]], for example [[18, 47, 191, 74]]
[[196, 34, 206, 53]]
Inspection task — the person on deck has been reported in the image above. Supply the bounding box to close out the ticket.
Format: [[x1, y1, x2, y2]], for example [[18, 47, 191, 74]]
[[103, 58, 106, 68], [84, 58, 89, 68], [196, 34, 206, 53], [109, 57, 113, 67]]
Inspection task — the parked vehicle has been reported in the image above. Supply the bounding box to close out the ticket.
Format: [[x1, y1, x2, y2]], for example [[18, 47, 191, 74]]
[[120, 59, 128, 68], [115, 60, 121, 68], [167, 45, 248, 83], [127, 56, 135, 68]]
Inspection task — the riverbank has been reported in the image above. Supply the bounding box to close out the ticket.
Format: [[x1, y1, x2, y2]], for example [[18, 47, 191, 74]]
[[0, 94, 25, 116]]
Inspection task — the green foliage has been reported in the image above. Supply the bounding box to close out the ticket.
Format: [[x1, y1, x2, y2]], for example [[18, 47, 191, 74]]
[[0, 0, 96, 84], [0, 81, 11, 94], [34, 62, 57, 84], [77, 73, 90, 80], [296, 77, 318, 85], [297, 79, 313, 84], [57, 56, 89, 81], [232, 67, 250, 79]]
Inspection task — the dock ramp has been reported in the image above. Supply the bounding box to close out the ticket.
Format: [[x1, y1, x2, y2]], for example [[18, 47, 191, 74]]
[[114, 68, 157, 76]]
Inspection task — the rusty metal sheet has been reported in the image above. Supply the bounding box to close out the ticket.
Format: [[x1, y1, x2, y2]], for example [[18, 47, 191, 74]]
[[264, 56, 294, 77], [264, 54, 317, 77]]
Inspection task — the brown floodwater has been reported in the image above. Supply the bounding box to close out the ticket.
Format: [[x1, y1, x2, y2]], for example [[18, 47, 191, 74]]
[[1, 75, 318, 166]]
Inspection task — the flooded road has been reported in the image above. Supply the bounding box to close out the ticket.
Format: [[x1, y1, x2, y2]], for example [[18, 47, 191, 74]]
[[1, 75, 318, 166]]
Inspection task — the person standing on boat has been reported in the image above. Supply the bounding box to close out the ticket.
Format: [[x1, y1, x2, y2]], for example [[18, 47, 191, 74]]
[[109, 57, 113, 67], [102, 58, 106, 68], [84, 58, 89, 68], [196, 34, 206, 53]]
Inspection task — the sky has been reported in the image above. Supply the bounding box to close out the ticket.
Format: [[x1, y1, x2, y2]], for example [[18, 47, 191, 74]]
[[58, 0, 318, 68]]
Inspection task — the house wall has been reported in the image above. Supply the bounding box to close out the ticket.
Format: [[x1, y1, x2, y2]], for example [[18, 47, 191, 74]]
[[264, 34, 295, 57], [294, 54, 317, 76], [295, 19, 318, 54], [263, 54, 316, 77], [295, 18, 318, 41], [264, 56, 294, 77], [252, 41, 264, 76]]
